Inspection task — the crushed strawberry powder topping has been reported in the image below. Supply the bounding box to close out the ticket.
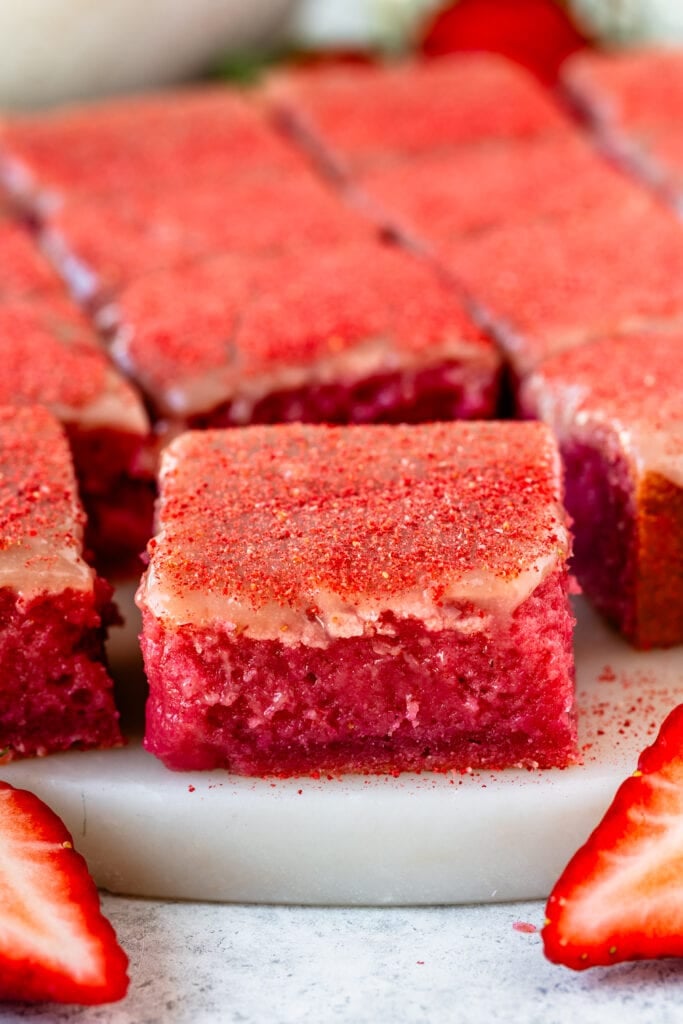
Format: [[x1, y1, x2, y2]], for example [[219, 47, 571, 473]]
[[0, 221, 61, 298], [567, 50, 683, 134], [0, 297, 109, 410], [152, 421, 566, 610], [4, 86, 300, 195], [118, 242, 493, 404], [276, 54, 569, 169], [0, 405, 83, 556], [531, 332, 683, 431]]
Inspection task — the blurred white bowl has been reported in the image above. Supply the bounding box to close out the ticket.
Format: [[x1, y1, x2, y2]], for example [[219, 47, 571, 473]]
[[0, 0, 299, 108]]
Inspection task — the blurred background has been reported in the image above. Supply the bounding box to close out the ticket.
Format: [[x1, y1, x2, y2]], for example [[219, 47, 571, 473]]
[[2, 0, 683, 107]]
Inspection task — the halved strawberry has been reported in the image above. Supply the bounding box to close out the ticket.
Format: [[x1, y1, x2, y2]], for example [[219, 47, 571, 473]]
[[543, 703, 683, 969], [0, 781, 129, 1004]]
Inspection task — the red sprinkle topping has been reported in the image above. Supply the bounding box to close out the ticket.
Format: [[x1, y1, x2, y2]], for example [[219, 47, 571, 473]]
[[4, 87, 301, 198], [152, 421, 566, 609], [275, 53, 569, 170], [528, 332, 683, 436], [0, 221, 61, 299], [0, 295, 110, 413], [53, 174, 368, 292], [361, 135, 636, 245], [451, 199, 683, 372], [118, 242, 494, 410], [567, 50, 683, 136], [0, 405, 84, 557]]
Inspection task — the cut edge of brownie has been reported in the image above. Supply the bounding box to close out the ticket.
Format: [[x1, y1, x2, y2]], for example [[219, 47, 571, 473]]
[[141, 568, 576, 776], [0, 405, 123, 760], [521, 336, 683, 648], [138, 421, 577, 776]]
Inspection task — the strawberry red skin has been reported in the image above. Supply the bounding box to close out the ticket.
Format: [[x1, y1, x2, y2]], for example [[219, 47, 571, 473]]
[[420, 0, 588, 85], [543, 703, 683, 970], [0, 782, 129, 1004]]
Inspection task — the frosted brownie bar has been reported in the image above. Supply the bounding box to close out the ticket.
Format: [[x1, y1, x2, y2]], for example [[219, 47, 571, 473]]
[[0, 87, 302, 208], [0, 294, 153, 572], [110, 242, 501, 429], [563, 49, 683, 205], [45, 173, 370, 305], [271, 53, 572, 177], [138, 421, 576, 776], [522, 332, 683, 649], [449, 197, 683, 377], [358, 134, 649, 252], [0, 405, 121, 759]]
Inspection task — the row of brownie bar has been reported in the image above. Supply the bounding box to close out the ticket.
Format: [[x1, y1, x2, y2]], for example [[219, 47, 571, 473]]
[[0, 404, 576, 774], [0, 51, 680, 775], [2, 52, 682, 651], [0, 206, 154, 572], [269, 51, 683, 650], [0, 60, 547, 772]]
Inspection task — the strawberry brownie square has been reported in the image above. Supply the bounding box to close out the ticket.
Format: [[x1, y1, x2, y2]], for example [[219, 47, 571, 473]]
[[271, 53, 572, 177], [109, 242, 501, 429], [450, 196, 683, 378], [0, 293, 154, 573], [45, 172, 370, 306], [0, 87, 302, 209], [138, 421, 577, 776], [358, 134, 646, 251], [563, 49, 683, 203], [522, 332, 683, 649], [0, 405, 122, 759]]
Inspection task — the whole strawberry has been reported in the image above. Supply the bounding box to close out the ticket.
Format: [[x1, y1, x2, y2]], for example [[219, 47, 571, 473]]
[[420, 0, 588, 84], [0, 782, 129, 1004], [543, 703, 683, 969]]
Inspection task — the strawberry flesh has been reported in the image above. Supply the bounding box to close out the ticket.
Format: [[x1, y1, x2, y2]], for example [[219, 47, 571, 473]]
[[543, 703, 683, 969], [0, 782, 129, 1004]]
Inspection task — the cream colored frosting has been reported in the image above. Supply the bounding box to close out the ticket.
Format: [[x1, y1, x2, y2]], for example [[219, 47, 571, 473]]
[[137, 545, 566, 648], [525, 375, 683, 490], [52, 365, 149, 435], [112, 330, 497, 420], [0, 537, 94, 598]]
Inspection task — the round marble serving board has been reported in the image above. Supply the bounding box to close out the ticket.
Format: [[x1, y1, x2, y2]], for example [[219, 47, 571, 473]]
[[3, 586, 682, 906]]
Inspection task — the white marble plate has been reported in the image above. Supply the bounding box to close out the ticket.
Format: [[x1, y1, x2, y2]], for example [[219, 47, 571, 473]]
[[2, 587, 682, 905]]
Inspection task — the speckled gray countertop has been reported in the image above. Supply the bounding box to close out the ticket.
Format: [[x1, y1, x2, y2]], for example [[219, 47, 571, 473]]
[[2, 897, 682, 1024]]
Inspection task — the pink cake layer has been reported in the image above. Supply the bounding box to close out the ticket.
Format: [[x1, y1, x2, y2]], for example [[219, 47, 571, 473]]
[[0, 294, 154, 573], [0, 87, 303, 207], [0, 583, 122, 760], [67, 427, 155, 577], [142, 573, 575, 775], [187, 360, 500, 430], [138, 421, 576, 776], [0, 405, 122, 759], [271, 52, 572, 175], [110, 243, 501, 426], [449, 197, 683, 376], [359, 134, 647, 249], [563, 50, 683, 203], [47, 173, 370, 303], [521, 332, 683, 649]]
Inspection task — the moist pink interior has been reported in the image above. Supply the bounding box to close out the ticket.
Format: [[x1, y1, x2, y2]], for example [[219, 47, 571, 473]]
[[561, 439, 637, 641], [188, 359, 501, 430], [67, 425, 156, 575], [142, 572, 577, 776], [0, 583, 122, 759]]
